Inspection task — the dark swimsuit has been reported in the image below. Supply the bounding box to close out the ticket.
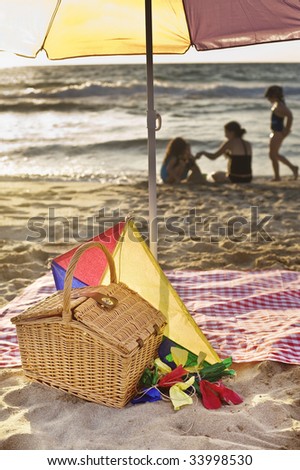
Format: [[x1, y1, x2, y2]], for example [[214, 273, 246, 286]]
[[228, 141, 252, 184], [271, 111, 284, 132]]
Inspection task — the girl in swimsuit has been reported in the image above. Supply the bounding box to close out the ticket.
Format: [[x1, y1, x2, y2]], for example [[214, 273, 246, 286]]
[[196, 121, 252, 184], [265, 85, 298, 181], [161, 137, 204, 184]]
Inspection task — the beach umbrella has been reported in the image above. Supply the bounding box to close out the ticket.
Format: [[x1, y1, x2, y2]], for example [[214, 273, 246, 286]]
[[1, 0, 300, 257]]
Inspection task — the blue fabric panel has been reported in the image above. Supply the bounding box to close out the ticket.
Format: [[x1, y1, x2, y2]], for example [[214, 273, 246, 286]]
[[51, 261, 88, 290]]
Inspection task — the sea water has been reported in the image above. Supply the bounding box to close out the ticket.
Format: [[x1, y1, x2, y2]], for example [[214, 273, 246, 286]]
[[0, 62, 299, 182]]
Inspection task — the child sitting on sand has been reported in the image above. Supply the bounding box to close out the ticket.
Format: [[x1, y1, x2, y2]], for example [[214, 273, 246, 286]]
[[264, 85, 298, 181], [196, 121, 252, 183], [160, 137, 204, 184]]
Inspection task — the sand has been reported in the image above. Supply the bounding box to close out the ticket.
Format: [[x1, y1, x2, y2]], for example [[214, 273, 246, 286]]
[[0, 177, 300, 450]]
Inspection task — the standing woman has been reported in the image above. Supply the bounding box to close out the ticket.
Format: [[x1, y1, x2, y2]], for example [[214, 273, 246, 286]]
[[197, 121, 252, 183], [265, 85, 298, 181]]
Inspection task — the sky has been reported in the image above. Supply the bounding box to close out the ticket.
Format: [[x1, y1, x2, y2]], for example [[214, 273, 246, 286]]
[[0, 40, 300, 67]]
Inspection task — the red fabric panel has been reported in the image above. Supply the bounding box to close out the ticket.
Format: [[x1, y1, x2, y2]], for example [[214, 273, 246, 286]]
[[53, 221, 125, 286], [184, 0, 300, 50]]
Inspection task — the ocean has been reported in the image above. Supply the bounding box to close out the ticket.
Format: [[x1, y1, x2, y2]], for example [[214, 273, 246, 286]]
[[0, 62, 299, 182]]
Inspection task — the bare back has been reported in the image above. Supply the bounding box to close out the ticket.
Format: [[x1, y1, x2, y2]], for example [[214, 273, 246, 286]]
[[225, 138, 252, 157]]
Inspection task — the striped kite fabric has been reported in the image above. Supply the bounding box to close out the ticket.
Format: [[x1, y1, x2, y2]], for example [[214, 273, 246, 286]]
[[1, 270, 300, 367]]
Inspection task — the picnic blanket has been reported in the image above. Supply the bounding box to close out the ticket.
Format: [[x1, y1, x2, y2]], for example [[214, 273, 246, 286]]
[[1, 270, 300, 367]]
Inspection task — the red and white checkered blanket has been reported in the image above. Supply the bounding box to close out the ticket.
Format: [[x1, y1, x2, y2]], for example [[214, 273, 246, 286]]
[[1, 270, 300, 367]]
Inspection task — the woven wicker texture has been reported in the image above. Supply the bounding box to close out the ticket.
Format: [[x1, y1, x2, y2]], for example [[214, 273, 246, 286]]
[[12, 241, 166, 407], [74, 282, 165, 354]]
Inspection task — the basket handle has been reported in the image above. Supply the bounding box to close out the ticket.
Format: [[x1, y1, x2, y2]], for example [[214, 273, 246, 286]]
[[62, 241, 117, 322]]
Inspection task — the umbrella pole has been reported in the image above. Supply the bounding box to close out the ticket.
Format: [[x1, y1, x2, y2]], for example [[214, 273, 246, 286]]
[[145, 0, 159, 259]]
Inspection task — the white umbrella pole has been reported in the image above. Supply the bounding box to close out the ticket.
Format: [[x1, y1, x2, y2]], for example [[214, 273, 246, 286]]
[[145, 0, 159, 259]]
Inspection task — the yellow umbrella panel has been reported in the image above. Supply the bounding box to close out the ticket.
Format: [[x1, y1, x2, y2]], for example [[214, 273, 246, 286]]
[[0, 0, 191, 58]]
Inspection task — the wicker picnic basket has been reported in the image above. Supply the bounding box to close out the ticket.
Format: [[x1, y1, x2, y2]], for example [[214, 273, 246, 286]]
[[11, 241, 166, 408]]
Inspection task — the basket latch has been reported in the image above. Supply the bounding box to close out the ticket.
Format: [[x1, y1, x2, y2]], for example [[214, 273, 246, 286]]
[[81, 291, 118, 310]]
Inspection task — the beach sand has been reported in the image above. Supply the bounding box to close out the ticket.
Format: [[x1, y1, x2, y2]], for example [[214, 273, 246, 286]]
[[0, 177, 300, 450]]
